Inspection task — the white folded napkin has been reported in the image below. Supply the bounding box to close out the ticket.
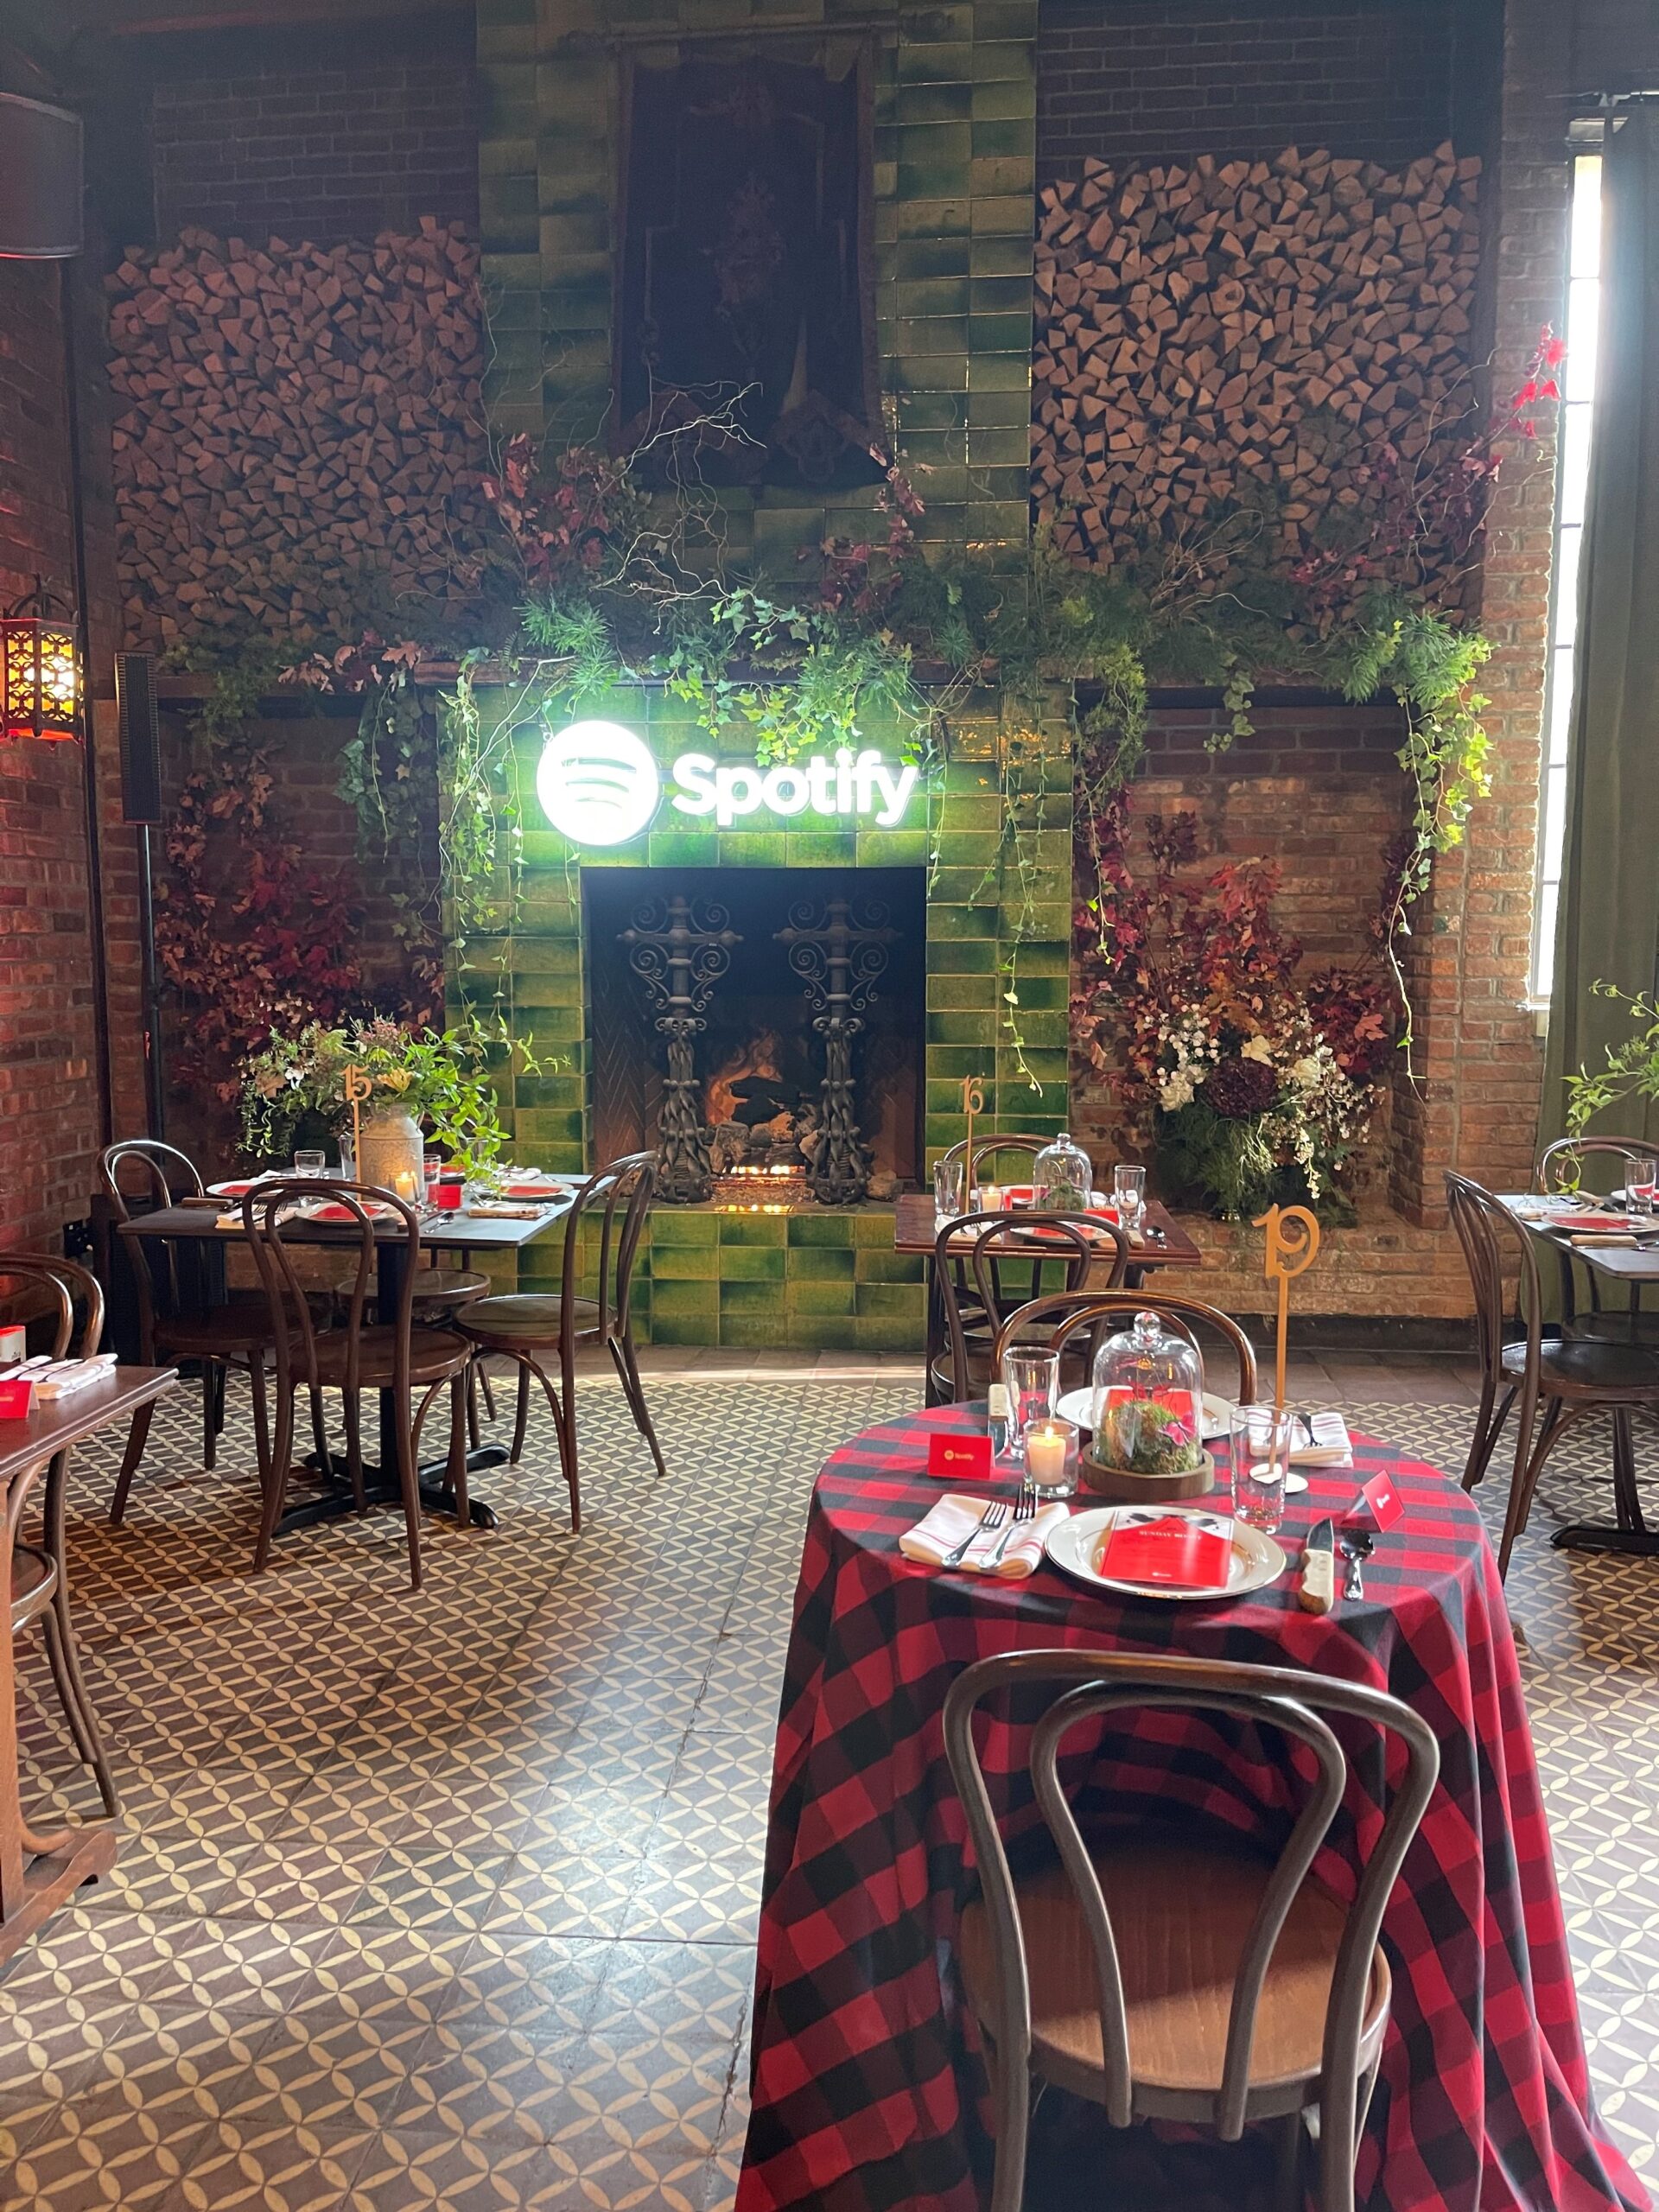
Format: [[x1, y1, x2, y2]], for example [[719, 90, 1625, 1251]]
[[899, 1492, 1070, 1579], [1288, 1411, 1353, 1468]]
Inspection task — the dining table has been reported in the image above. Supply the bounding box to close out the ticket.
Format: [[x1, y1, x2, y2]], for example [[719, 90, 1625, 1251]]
[[0, 1363, 177, 1967], [738, 1402, 1649, 2212], [892, 1192, 1205, 1406], [119, 1185, 580, 1533], [1496, 1191, 1659, 1559]]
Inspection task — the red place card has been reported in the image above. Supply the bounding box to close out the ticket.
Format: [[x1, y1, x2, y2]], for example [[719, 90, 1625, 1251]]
[[1097, 1510, 1233, 1589], [927, 1432, 993, 1483], [1353, 1471, 1404, 1530]]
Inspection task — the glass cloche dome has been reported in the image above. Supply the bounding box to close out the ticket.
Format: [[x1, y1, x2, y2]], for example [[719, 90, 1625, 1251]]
[[1089, 1308, 1205, 1476], [1032, 1129, 1093, 1212]]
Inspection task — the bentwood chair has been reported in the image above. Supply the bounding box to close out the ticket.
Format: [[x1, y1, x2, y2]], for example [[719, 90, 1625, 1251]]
[[944, 1649, 1440, 2212], [1446, 1171, 1659, 1575], [938, 1134, 1048, 1191], [934, 1214, 1130, 1404], [1, 1255, 121, 1814], [100, 1138, 282, 1522], [245, 1179, 473, 1590], [1535, 1135, 1659, 1344], [454, 1153, 663, 1531], [993, 1289, 1258, 1409]]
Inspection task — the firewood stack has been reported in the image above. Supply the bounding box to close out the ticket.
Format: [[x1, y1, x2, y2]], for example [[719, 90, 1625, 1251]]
[[106, 219, 494, 648], [1033, 143, 1483, 592]]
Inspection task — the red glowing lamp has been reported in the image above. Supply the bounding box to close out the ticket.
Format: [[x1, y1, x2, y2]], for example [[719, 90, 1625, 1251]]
[[2, 579, 80, 741]]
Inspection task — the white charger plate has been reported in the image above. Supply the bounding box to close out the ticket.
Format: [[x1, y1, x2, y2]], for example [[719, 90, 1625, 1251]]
[[1054, 1388, 1234, 1442], [1046, 1504, 1287, 1603]]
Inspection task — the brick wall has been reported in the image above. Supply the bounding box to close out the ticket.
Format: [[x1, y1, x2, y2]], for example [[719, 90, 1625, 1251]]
[[150, 35, 479, 245], [0, 259, 106, 1251], [1038, 0, 1454, 182]]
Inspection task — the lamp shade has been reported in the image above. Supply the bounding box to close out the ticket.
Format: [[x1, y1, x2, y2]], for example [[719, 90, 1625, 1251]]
[[0, 94, 83, 259], [2, 581, 80, 741]]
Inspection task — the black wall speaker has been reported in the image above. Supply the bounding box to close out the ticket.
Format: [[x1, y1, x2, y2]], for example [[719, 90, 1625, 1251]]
[[0, 94, 83, 260], [114, 653, 162, 825]]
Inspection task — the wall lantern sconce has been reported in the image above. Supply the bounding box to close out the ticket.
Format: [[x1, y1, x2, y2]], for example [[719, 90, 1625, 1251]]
[[2, 578, 81, 741]]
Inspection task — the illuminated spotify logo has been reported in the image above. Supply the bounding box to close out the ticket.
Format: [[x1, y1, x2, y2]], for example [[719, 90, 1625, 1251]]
[[537, 723, 922, 846], [534, 721, 662, 847]]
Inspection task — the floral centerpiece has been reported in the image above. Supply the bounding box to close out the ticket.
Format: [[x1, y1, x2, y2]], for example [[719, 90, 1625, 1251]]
[[1074, 797, 1395, 1223], [240, 1017, 515, 1181]]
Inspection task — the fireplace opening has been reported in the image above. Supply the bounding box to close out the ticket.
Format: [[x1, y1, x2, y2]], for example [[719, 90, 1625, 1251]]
[[584, 867, 925, 1206]]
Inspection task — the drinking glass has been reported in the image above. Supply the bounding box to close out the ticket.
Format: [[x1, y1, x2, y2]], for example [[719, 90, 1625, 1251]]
[[1625, 1153, 1658, 1216], [934, 1158, 966, 1229], [1230, 1403, 1292, 1535], [336, 1141, 355, 1181], [1001, 1348, 1060, 1462], [1112, 1163, 1147, 1232], [294, 1149, 327, 1179], [423, 1154, 444, 1194]]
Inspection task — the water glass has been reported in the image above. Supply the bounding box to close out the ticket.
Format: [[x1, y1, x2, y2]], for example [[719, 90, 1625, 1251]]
[[336, 1141, 355, 1181], [1001, 1348, 1060, 1461], [1230, 1403, 1292, 1535], [293, 1149, 327, 1179], [1112, 1163, 1147, 1232], [1625, 1154, 1658, 1216], [934, 1158, 966, 1229]]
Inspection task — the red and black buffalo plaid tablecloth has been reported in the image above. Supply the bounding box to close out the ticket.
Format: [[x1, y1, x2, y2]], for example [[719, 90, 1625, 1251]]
[[737, 1404, 1649, 2212]]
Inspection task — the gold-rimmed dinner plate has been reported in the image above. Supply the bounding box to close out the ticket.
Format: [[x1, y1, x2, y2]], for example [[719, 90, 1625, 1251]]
[[1053, 1389, 1234, 1441], [1045, 1504, 1287, 1602]]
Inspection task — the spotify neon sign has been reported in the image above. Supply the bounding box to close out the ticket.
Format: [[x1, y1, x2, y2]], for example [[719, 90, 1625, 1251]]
[[535, 721, 920, 847]]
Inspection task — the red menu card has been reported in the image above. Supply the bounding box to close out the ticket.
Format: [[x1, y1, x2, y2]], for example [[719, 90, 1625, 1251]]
[[1096, 1509, 1234, 1589]]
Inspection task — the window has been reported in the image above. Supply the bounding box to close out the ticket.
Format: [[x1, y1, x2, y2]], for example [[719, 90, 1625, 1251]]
[[1530, 149, 1604, 1001]]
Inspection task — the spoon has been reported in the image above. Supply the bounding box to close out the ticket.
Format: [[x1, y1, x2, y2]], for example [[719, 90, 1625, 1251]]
[[1338, 1527, 1374, 1599]]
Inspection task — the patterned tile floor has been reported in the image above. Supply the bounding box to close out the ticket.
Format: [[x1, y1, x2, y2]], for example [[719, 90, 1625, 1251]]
[[0, 1355, 1653, 2209]]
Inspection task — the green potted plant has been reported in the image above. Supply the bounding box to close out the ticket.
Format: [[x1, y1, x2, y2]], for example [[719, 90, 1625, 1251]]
[[239, 1017, 530, 1185]]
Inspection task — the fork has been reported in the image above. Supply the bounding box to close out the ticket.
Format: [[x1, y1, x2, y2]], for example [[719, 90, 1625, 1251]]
[[982, 1478, 1039, 1569], [940, 1498, 1007, 1567]]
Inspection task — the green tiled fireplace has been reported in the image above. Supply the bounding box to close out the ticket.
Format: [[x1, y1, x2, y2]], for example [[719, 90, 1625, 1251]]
[[467, 0, 1055, 1347], [470, 687, 1071, 1347]]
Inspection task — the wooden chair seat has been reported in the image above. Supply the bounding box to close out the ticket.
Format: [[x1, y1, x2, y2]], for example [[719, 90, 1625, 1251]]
[[1503, 1336, 1659, 1396], [455, 1294, 602, 1346], [959, 1843, 1388, 2107], [333, 1267, 491, 1316], [310, 1325, 473, 1389], [10, 1544, 56, 1633], [153, 1296, 276, 1359]]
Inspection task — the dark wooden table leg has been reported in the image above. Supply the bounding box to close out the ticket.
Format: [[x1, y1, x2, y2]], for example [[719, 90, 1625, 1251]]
[[1552, 1406, 1659, 1557]]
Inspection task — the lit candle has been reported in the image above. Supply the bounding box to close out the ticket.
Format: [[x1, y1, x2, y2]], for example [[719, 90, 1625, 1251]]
[[1025, 1421, 1069, 1489], [392, 1169, 419, 1203]]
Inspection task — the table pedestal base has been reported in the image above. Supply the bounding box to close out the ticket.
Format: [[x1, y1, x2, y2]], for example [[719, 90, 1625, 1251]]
[[0, 1822, 118, 1971], [285, 1443, 506, 1535], [1551, 1521, 1659, 1558]]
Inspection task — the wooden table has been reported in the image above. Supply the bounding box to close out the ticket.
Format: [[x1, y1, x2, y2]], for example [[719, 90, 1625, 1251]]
[[120, 1195, 577, 1534], [0, 1364, 177, 1967], [1498, 1193, 1659, 1558], [893, 1193, 1205, 1404]]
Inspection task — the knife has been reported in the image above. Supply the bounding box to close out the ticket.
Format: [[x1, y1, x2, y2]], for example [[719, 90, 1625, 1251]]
[[1298, 1517, 1337, 1614]]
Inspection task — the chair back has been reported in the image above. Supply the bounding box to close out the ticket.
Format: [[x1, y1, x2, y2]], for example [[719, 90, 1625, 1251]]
[[938, 1133, 1047, 1188], [243, 1178, 420, 1403], [0, 1253, 105, 1360], [934, 1213, 1128, 1403], [943, 1649, 1439, 2210], [562, 1152, 657, 1349], [992, 1288, 1257, 1404], [1445, 1172, 1541, 1392], [1536, 1134, 1659, 1196], [99, 1139, 207, 1351]]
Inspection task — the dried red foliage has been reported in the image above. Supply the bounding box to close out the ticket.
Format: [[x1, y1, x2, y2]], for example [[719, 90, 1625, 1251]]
[[154, 750, 365, 1104], [480, 435, 639, 588]]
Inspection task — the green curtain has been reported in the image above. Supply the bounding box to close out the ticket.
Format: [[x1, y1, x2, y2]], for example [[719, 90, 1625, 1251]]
[[1541, 107, 1659, 1147]]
